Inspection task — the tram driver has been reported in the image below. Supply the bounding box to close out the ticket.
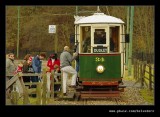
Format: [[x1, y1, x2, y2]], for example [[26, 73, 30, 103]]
[[94, 32, 106, 44]]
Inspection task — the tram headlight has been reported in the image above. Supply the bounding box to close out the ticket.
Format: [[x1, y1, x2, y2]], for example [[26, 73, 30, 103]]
[[96, 65, 105, 73]]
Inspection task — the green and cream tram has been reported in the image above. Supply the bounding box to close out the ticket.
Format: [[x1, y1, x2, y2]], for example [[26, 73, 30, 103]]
[[74, 12, 126, 98]]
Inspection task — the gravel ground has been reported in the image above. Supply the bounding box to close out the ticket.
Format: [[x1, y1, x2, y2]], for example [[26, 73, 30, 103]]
[[47, 88, 150, 105], [47, 79, 152, 105]]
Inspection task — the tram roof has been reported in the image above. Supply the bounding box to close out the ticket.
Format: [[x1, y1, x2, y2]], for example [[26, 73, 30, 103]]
[[74, 13, 124, 24]]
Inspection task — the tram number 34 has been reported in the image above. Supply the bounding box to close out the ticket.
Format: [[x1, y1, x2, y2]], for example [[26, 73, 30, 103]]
[[95, 57, 105, 62]]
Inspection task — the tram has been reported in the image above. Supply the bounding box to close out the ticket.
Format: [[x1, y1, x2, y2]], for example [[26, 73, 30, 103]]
[[73, 12, 127, 98]]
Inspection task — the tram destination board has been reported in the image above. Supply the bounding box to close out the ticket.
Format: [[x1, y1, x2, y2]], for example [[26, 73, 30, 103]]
[[93, 46, 107, 53]]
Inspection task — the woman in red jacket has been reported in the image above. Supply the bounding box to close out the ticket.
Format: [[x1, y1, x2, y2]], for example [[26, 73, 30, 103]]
[[47, 53, 60, 72], [47, 53, 60, 94]]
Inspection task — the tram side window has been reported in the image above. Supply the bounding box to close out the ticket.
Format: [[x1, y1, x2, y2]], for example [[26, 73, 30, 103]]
[[82, 37, 91, 53], [110, 27, 119, 52], [81, 26, 91, 53], [110, 37, 114, 51]]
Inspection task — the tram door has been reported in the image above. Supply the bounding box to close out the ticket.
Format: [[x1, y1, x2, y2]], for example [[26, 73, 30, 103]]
[[80, 26, 91, 53], [92, 27, 109, 53]]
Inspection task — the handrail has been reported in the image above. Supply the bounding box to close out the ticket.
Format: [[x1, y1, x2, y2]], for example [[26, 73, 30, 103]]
[[6, 73, 41, 90], [6, 73, 19, 89]]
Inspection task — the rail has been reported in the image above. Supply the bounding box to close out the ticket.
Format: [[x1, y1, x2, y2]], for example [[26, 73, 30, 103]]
[[6, 69, 63, 105], [133, 59, 154, 90], [6, 71, 48, 105]]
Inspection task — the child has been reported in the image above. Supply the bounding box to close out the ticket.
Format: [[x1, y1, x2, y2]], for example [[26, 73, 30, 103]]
[[53, 64, 61, 82], [14, 61, 23, 74], [53, 64, 61, 92], [27, 57, 34, 73], [13, 61, 23, 95]]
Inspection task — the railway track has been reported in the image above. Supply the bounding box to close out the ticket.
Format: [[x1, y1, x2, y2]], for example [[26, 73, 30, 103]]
[[47, 86, 151, 105], [78, 95, 127, 105]]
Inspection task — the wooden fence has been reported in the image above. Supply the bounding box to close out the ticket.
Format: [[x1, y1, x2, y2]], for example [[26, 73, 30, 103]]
[[133, 59, 154, 90], [6, 69, 61, 105]]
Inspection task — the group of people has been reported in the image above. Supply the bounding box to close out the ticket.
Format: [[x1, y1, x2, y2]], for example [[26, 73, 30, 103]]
[[6, 53, 46, 97], [6, 45, 79, 97], [6, 53, 46, 75]]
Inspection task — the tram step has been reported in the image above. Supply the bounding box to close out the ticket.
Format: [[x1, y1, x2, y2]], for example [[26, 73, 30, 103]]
[[81, 91, 120, 94], [59, 92, 75, 100], [118, 85, 126, 88]]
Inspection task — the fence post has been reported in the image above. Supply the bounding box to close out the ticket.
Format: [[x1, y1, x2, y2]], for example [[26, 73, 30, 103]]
[[137, 60, 140, 81], [10, 84, 19, 105], [149, 64, 152, 90], [18, 73, 30, 105], [134, 59, 137, 80], [142, 61, 147, 88], [51, 71, 54, 99], [36, 82, 42, 105], [133, 59, 135, 79], [140, 61, 144, 88], [46, 72, 51, 103], [42, 70, 47, 105]]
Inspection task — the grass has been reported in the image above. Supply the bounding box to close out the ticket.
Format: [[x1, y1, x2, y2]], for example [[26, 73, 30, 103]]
[[129, 64, 154, 105], [124, 65, 136, 81], [139, 88, 154, 104], [141, 65, 154, 104], [17, 97, 37, 105]]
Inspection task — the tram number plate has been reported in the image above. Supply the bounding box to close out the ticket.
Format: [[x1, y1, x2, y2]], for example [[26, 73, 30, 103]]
[[93, 47, 107, 53]]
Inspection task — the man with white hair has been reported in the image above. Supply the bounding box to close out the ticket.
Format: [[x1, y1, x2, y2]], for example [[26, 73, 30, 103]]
[[60, 46, 78, 96]]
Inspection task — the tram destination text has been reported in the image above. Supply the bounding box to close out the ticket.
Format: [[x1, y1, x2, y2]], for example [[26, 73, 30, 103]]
[[93, 47, 107, 53]]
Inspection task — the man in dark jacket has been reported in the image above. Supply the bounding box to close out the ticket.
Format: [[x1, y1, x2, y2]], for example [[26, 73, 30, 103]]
[[32, 53, 46, 73], [31, 53, 46, 87]]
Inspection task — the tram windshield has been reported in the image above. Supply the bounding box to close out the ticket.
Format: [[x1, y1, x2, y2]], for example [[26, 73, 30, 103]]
[[79, 26, 120, 53], [94, 29, 106, 44]]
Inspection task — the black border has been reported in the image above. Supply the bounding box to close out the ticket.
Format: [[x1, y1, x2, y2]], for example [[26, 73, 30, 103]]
[[1, 0, 159, 115]]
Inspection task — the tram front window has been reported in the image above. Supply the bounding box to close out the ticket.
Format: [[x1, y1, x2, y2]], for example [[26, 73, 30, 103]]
[[94, 29, 106, 44]]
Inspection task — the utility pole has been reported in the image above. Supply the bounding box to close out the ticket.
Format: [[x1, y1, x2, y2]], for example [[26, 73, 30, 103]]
[[17, 6, 20, 58], [55, 25, 58, 53], [76, 6, 78, 15], [128, 6, 134, 76], [97, 6, 101, 12], [126, 6, 130, 68]]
